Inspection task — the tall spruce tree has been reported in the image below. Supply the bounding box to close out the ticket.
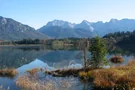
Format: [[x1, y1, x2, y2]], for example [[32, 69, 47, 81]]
[[89, 36, 107, 68]]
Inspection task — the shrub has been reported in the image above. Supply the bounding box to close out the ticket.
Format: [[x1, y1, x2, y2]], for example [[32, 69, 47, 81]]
[[0, 68, 18, 78], [110, 56, 124, 63]]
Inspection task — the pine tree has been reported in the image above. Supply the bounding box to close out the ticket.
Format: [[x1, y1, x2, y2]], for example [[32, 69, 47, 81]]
[[89, 36, 107, 68]]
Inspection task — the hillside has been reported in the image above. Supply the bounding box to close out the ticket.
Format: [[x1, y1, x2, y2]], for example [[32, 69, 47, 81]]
[[0, 16, 48, 40]]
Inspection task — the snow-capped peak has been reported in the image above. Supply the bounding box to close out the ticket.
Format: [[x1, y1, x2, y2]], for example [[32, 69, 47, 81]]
[[81, 20, 91, 25], [74, 20, 94, 32], [46, 19, 75, 28]]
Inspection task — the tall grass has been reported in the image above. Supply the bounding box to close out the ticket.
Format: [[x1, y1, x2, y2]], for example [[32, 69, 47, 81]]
[[16, 69, 77, 90], [79, 59, 135, 89], [16, 75, 55, 90]]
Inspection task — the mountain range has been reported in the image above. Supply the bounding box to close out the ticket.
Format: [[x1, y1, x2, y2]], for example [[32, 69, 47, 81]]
[[1, 16, 135, 40], [0, 16, 47, 40], [38, 19, 135, 38], [38, 20, 96, 38]]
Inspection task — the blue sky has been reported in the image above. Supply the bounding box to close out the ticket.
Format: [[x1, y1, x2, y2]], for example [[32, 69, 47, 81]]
[[0, 0, 135, 29]]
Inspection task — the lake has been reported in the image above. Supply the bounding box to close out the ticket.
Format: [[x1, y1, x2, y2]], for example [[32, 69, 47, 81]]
[[0, 45, 135, 90]]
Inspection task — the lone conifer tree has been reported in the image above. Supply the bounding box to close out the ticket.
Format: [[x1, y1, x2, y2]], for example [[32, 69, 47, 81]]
[[89, 36, 107, 68]]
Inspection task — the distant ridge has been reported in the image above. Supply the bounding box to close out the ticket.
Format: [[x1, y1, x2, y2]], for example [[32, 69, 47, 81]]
[[0, 16, 48, 40]]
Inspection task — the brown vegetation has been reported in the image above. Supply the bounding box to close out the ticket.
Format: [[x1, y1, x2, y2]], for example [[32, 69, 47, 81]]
[[16, 75, 54, 90], [0, 68, 18, 78], [110, 55, 124, 63], [13, 56, 135, 90], [16, 73, 76, 90], [79, 60, 135, 89], [46, 67, 99, 77]]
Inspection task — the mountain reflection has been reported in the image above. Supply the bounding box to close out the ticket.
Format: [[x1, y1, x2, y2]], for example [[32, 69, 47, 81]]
[[0, 46, 45, 68], [0, 45, 135, 69]]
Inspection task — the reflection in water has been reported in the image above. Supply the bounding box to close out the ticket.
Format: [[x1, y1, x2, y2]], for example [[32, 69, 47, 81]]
[[17, 59, 55, 74], [38, 50, 84, 68], [107, 45, 135, 65], [108, 45, 135, 56], [0, 45, 135, 90], [0, 77, 19, 90], [0, 45, 135, 69], [0, 46, 86, 69], [0, 46, 45, 69]]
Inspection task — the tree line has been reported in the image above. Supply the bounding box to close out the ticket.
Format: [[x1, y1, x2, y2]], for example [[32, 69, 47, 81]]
[[103, 30, 135, 45]]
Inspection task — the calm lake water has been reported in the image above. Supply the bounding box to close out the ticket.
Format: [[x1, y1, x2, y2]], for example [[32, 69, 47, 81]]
[[0, 45, 135, 90]]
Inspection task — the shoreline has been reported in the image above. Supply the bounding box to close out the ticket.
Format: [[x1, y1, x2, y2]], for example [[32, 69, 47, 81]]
[[0, 44, 43, 47]]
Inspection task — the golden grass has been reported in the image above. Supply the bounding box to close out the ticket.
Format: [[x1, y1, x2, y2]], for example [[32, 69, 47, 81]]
[[16, 73, 74, 90], [110, 55, 124, 63], [79, 60, 135, 89], [0, 68, 18, 78], [16, 75, 55, 90]]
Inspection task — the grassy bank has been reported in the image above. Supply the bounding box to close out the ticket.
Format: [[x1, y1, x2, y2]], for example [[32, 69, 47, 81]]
[[79, 60, 135, 89], [45, 60, 135, 90]]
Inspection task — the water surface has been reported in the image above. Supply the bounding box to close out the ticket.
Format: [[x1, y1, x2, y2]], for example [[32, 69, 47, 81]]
[[0, 45, 134, 90]]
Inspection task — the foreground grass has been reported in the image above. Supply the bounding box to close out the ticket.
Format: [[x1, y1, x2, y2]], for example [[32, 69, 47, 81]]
[[16, 75, 54, 90], [6, 59, 135, 90], [0, 68, 18, 78], [79, 60, 135, 89], [45, 60, 135, 89], [16, 68, 77, 90]]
